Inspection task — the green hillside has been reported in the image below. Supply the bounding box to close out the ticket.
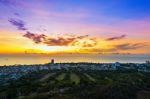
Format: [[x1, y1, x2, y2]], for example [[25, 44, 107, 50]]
[[0, 70, 150, 99]]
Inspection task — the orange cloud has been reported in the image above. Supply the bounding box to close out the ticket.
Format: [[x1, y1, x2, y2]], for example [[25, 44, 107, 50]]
[[23, 31, 97, 47], [106, 35, 126, 41]]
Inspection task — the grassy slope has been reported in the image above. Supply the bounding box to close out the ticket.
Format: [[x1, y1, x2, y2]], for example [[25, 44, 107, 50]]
[[84, 73, 96, 82], [70, 73, 80, 84], [56, 73, 66, 81], [0, 70, 150, 99]]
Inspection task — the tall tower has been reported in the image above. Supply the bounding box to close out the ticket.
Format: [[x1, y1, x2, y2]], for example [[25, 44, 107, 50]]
[[51, 59, 54, 64]]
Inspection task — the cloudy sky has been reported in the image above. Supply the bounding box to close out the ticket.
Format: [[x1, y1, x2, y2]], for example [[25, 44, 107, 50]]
[[0, 0, 150, 54]]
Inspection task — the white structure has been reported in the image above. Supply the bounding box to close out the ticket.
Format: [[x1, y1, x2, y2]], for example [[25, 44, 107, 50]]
[[111, 62, 120, 70], [146, 61, 150, 64], [50, 64, 61, 70]]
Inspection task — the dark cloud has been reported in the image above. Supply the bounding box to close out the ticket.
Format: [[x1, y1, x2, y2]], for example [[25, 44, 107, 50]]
[[43, 36, 76, 46], [7, 16, 96, 47], [83, 43, 145, 54], [106, 34, 126, 41], [115, 43, 145, 50], [44, 35, 97, 47], [8, 18, 27, 30], [23, 32, 97, 47], [76, 35, 89, 39], [23, 32, 46, 44]]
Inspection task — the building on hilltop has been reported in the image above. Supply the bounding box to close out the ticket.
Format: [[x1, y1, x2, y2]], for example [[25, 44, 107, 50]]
[[51, 59, 54, 64], [47, 59, 55, 70], [49, 59, 61, 70], [50, 64, 61, 70]]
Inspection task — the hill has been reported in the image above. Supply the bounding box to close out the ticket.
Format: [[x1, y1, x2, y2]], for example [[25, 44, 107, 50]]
[[0, 70, 150, 99]]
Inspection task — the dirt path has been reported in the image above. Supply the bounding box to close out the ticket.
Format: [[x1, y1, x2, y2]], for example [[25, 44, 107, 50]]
[[84, 73, 96, 82], [39, 73, 56, 82]]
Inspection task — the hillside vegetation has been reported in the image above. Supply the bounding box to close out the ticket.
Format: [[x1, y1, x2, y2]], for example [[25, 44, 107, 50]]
[[0, 70, 150, 99]]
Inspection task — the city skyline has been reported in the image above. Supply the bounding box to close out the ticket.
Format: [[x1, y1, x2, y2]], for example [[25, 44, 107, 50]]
[[0, 0, 150, 55]]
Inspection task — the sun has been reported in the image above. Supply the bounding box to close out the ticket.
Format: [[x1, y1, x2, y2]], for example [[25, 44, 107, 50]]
[[32, 45, 77, 53]]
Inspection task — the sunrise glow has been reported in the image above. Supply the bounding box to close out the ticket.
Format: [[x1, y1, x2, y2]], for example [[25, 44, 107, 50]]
[[0, 0, 150, 55]]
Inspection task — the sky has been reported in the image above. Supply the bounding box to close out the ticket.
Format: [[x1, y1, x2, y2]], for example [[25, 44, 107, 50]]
[[0, 0, 150, 55]]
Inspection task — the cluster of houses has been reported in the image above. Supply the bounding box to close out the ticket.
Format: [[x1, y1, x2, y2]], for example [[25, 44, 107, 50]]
[[0, 65, 48, 84], [0, 59, 150, 84], [49, 59, 150, 72]]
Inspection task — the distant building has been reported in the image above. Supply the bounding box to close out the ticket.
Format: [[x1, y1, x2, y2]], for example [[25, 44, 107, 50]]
[[112, 62, 120, 70], [115, 62, 120, 67], [145, 61, 150, 72], [146, 61, 150, 64], [145, 60, 150, 67], [138, 64, 147, 72], [50, 64, 61, 70], [51, 59, 54, 64]]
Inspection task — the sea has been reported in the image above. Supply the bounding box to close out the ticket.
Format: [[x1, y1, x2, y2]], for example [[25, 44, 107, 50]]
[[0, 54, 150, 66]]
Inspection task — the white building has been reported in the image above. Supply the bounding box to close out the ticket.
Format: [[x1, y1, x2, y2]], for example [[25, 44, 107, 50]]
[[50, 64, 61, 70]]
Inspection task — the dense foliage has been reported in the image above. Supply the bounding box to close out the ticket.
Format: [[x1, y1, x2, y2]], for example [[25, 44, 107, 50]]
[[0, 70, 150, 99]]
